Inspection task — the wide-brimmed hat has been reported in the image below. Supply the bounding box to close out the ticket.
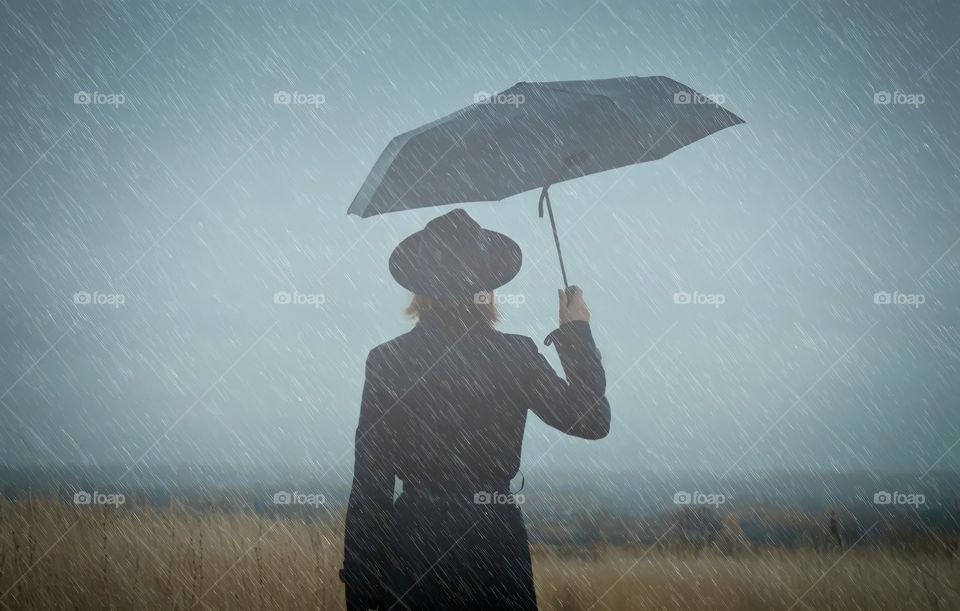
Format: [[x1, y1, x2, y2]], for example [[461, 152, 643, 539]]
[[389, 209, 522, 299]]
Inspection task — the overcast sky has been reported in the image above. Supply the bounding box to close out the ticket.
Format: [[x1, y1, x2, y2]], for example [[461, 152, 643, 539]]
[[1, 0, 958, 479]]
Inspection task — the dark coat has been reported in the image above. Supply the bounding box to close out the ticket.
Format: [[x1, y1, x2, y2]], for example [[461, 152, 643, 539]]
[[342, 317, 610, 610]]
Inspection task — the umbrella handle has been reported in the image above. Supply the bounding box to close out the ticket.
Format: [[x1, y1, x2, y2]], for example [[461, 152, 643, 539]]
[[538, 185, 573, 300]]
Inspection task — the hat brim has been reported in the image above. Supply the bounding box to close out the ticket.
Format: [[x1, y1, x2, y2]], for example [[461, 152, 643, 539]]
[[389, 228, 522, 298]]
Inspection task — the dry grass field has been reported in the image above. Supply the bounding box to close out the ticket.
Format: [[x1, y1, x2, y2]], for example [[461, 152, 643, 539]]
[[0, 498, 957, 610]]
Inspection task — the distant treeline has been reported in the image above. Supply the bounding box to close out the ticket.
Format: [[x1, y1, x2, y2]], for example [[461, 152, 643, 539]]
[[524, 503, 960, 554]]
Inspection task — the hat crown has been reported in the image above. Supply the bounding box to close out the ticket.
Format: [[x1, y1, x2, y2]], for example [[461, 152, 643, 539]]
[[417, 209, 488, 259], [424, 208, 482, 238]]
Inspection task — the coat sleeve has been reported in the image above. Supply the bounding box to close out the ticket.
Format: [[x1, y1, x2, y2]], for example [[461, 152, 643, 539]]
[[521, 320, 610, 439], [342, 348, 396, 603]]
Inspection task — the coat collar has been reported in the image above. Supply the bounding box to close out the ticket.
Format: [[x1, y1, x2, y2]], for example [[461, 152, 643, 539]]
[[413, 314, 496, 339]]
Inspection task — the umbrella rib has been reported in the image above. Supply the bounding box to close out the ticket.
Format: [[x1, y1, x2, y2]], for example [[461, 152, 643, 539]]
[[375, 119, 482, 215]]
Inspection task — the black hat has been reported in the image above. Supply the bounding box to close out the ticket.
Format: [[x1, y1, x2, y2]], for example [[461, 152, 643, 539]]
[[389, 209, 522, 298]]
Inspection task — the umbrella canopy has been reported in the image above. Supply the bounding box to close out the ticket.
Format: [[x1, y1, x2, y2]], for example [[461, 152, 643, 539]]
[[348, 76, 744, 218]]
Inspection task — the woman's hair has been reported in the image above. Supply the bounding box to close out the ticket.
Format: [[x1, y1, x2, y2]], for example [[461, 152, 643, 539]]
[[406, 293, 500, 327]]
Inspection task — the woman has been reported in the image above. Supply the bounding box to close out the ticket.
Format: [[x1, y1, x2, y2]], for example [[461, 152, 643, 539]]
[[341, 209, 610, 610]]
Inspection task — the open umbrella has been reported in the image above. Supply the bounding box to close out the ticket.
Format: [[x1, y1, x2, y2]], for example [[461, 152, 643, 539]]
[[348, 76, 744, 291]]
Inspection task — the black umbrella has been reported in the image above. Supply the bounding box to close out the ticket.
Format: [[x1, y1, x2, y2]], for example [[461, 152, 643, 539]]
[[349, 76, 744, 291]]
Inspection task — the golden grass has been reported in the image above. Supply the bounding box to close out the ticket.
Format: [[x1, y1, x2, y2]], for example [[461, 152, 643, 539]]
[[0, 499, 957, 610], [532, 544, 959, 610]]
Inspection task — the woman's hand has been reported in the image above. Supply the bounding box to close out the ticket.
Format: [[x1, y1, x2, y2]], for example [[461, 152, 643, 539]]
[[558, 286, 590, 325]]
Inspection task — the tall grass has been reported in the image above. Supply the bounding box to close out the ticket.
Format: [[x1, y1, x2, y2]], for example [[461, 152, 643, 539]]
[[0, 499, 956, 610]]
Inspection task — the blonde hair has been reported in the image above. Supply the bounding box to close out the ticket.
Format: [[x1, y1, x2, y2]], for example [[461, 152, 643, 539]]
[[405, 293, 500, 327]]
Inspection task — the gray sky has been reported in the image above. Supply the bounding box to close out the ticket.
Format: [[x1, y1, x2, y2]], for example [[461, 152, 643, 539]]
[[1, 0, 958, 478]]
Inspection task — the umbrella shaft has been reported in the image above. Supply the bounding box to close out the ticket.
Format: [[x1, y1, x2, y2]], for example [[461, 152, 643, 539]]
[[539, 186, 570, 292]]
